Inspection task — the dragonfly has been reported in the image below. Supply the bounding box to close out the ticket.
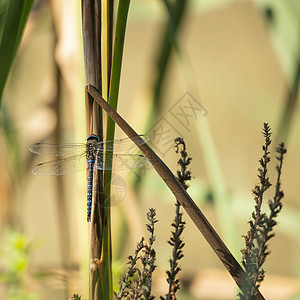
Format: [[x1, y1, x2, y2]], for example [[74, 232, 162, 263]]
[[29, 135, 150, 221]]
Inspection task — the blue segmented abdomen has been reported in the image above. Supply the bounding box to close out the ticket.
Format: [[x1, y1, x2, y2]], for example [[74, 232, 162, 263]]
[[87, 159, 95, 222]]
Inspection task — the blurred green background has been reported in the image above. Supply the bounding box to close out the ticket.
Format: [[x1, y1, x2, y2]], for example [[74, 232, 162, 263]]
[[0, 0, 300, 299]]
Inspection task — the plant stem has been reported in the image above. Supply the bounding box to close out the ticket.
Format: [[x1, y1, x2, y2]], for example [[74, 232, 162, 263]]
[[87, 85, 266, 300], [102, 1, 131, 298], [81, 1, 105, 299]]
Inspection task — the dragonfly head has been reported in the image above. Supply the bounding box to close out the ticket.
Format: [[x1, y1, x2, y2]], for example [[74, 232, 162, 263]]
[[87, 135, 100, 143]]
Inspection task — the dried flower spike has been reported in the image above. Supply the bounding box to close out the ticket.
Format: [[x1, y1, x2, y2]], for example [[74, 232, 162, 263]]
[[239, 124, 287, 300], [161, 138, 191, 300], [114, 209, 158, 300]]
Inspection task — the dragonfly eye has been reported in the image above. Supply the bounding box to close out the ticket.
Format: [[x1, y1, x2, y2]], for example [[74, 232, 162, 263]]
[[87, 135, 100, 143]]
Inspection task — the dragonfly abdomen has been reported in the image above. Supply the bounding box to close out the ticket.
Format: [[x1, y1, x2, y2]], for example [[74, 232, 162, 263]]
[[87, 158, 95, 222]]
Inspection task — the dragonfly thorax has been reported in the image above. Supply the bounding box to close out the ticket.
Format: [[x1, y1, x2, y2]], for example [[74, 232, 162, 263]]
[[86, 135, 101, 164], [86, 142, 103, 166]]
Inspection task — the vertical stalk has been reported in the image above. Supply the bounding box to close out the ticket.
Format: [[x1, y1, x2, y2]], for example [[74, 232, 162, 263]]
[[82, 1, 130, 298], [104, 0, 131, 174], [102, 1, 130, 298], [96, 1, 114, 298], [81, 1, 105, 299]]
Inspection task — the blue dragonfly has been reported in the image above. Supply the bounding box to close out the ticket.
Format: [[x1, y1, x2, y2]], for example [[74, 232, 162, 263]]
[[29, 135, 150, 221]]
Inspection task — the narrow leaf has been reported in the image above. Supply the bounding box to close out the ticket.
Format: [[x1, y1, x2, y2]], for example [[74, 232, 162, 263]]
[[0, 0, 33, 103]]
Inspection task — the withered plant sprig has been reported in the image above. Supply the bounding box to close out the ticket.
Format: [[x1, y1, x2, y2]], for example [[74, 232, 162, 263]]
[[255, 142, 286, 269], [174, 137, 192, 190], [161, 137, 191, 300], [114, 238, 145, 299], [240, 124, 287, 299], [132, 209, 157, 300], [115, 209, 158, 300]]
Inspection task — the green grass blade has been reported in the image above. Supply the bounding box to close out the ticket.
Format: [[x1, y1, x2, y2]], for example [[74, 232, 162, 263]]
[[0, 0, 9, 41], [148, 0, 188, 127], [106, 0, 130, 135], [104, 0, 131, 200], [101, 1, 131, 298], [0, 0, 33, 104], [131, 0, 188, 191]]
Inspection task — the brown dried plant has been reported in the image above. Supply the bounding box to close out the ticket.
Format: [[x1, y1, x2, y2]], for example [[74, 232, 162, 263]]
[[239, 123, 287, 299], [114, 209, 158, 300], [160, 137, 191, 300]]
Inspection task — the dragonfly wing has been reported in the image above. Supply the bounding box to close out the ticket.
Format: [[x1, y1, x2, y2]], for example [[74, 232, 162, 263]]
[[95, 135, 150, 153], [95, 153, 150, 171], [29, 143, 86, 156], [32, 153, 87, 175]]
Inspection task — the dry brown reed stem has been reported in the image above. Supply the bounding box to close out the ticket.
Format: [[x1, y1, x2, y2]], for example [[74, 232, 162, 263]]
[[81, 1, 106, 298], [87, 84, 265, 300]]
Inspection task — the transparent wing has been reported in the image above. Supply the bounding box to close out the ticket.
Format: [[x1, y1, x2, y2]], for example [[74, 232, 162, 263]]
[[29, 143, 86, 156], [31, 153, 87, 175], [95, 153, 150, 171], [95, 135, 150, 153]]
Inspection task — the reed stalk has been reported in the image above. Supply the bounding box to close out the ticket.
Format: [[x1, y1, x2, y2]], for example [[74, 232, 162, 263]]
[[82, 1, 131, 298], [81, 1, 105, 299]]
